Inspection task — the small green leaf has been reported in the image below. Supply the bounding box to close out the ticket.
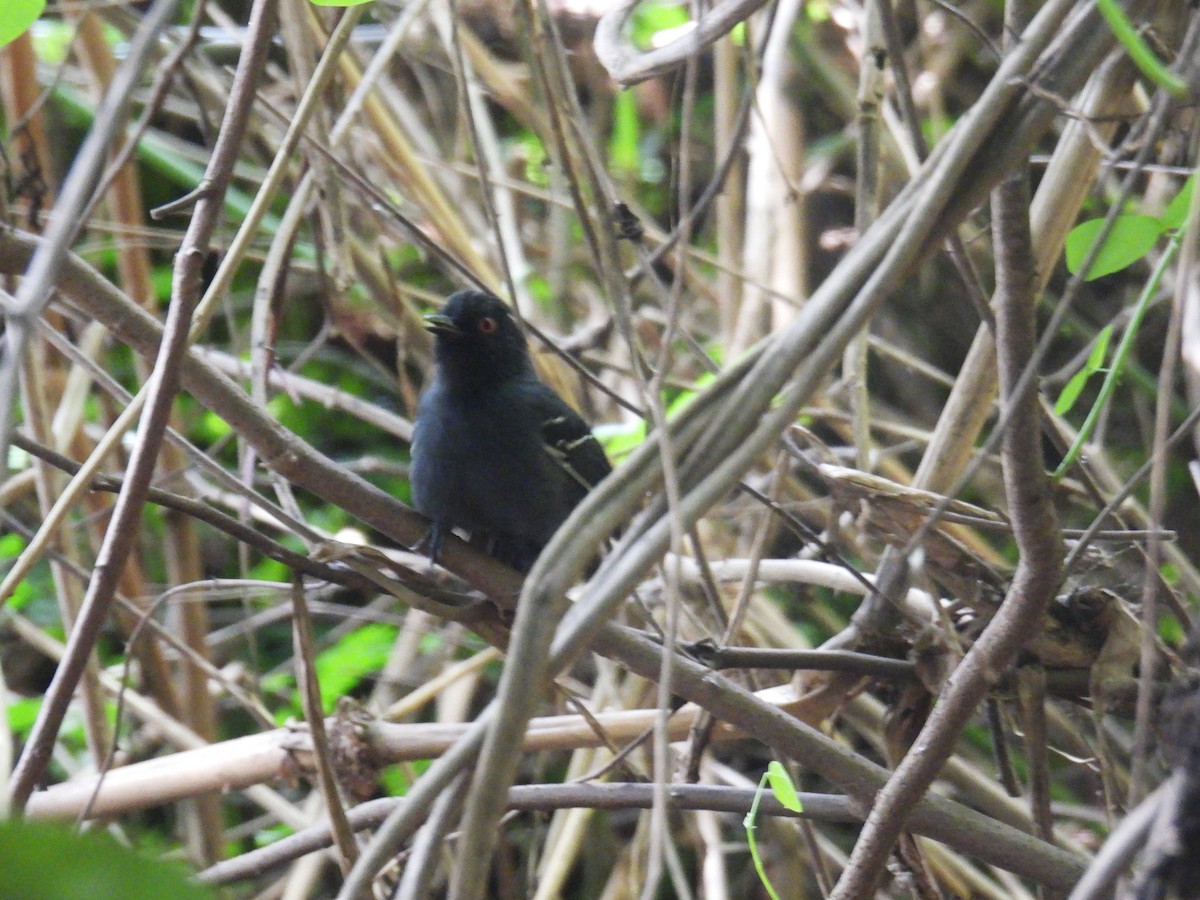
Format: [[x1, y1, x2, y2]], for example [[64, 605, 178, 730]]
[[309, 0, 374, 6], [1162, 175, 1196, 232], [1159, 614, 1184, 646], [1055, 369, 1091, 416], [6, 696, 42, 735], [744, 772, 782, 900], [765, 760, 804, 812], [9, 576, 36, 611], [595, 420, 646, 459], [0, 0, 44, 48], [1056, 324, 1113, 415], [519, 131, 550, 187], [1087, 324, 1114, 370], [806, 0, 831, 22], [609, 91, 640, 177], [314, 623, 398, 711], [631, 0, 690, 48], [1064, 215, 1162, 280], [0, 532, 25, 558]]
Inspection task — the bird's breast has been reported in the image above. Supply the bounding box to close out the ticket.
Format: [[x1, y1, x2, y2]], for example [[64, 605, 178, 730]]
[[412, 384, 565, 543]]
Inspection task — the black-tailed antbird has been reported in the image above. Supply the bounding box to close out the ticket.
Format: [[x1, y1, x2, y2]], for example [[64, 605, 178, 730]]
[[410, 290, 612, 572]]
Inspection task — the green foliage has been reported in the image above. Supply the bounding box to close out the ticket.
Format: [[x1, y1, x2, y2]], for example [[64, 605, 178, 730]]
[[380, 765, 410, 796], [765, 760, 803, 812], [381, 757, 431, 796], [5, 443, 29, 479], [593, 368, 720, 461], [1064, 215, 1161, 281], [744, 762, 804, 900], [1055, 324, 1112, 415], [1065, 175, 1193, 281], [0, 0, 43, 48], [313, 623, 399, 713], [630, 0, 690, 49], [1159, 613, 1184, 646], [1162, 174, 1196, 231], [6, 696, 42, 736], [805, 0, 831, 22], [594, 420, 646, 461], [252, 822, 294, 850], [0, 532, 25, 561], [29, 10, 76, 62], [0, 820, 214, 900], [247, 556, 290, 584], [195, 408, 234, 442], [1055, 225, 1184, 478], [609, 91, 641, 178], [527, 273, 553, 307], [1056, 176, 1193, 474], [517, 130, 551, 187], [7, 565, 42, 613]]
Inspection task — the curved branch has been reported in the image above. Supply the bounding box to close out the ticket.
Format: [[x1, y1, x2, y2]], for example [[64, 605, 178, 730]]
[[594, 0, 770, 86]]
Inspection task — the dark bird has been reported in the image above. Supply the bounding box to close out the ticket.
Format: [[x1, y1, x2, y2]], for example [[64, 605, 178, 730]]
[[410, 290, 612, 572]]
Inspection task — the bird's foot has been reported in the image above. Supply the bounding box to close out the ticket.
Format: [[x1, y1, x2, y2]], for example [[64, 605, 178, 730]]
[[414, 523, 444, 568]]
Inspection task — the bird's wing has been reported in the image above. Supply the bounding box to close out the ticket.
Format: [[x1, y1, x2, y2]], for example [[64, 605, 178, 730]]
[[530, 386, 613, 491]]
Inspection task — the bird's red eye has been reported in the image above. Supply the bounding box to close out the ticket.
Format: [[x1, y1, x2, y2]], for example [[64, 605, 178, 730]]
[[478, 317, 498, 334]]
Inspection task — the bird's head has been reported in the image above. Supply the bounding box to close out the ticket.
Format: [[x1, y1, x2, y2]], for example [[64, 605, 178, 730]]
[[424, 290, 532, 385]]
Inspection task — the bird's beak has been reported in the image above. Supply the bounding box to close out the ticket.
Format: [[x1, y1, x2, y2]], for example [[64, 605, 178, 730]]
[[423, 314, 462, 337]]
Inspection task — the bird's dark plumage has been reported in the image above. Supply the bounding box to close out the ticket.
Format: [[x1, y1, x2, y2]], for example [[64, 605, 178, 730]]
[[410, 290, 612, 571]]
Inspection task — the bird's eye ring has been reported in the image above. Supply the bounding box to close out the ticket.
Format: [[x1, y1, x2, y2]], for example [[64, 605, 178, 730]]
[[478, 316, 498, 334]]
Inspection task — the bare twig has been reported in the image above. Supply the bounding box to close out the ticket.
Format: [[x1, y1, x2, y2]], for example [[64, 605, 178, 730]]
[[293, 576, 360, 870]]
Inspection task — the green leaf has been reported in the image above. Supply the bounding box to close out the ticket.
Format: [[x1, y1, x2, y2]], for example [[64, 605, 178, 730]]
[[594, 420, 646, 459], [1159, 614, 1184, 646], [1162, 175, 1196, 232], [609, 91, 640, 177], [0, 532, 25, 559], [6, 696, 42, 735], [631, 0, 690, 48], [519, 131, 550, 187], [1055, 325, 1113, 415], [9, 576, 36, 611], [314, 623, 398, 711], [806, 0, 831, 21], [1055, 369, 1091, 416], [765, 760, 804, 812], [1087, 324, 1114, 370], [0, 0, 44, 48], [1054, 227, 1184, 478], [744, 772, 782, 900], [308, 0, 374, 6], [1064, 215, 1162, 280], [0, 821, 215, 900]]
